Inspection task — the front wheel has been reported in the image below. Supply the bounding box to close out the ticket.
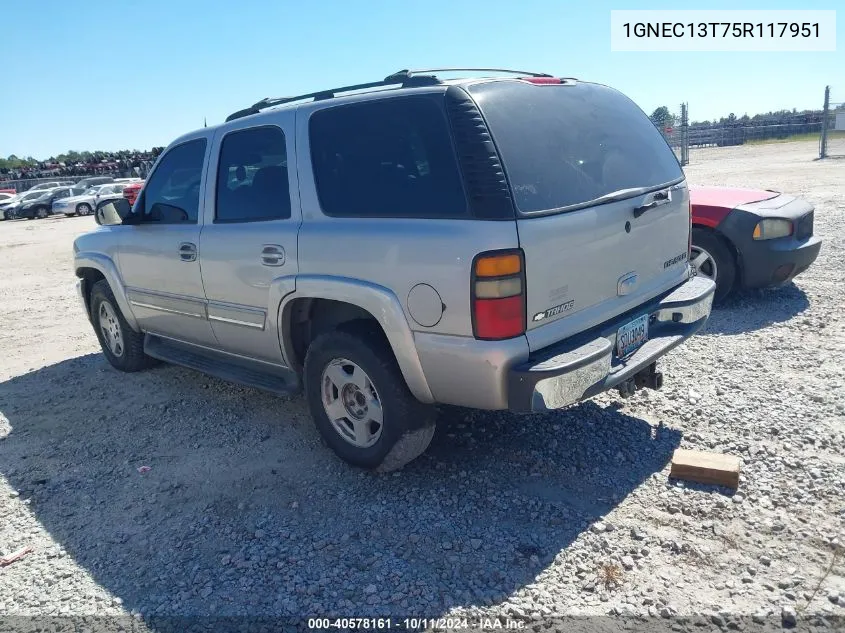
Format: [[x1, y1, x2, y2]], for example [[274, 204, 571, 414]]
[[76, 203, 91, 216], [690, 228, 736, 304], [304, 325, 436, 471], [90, 280, 157, 372], [35, 206, 49, 219]]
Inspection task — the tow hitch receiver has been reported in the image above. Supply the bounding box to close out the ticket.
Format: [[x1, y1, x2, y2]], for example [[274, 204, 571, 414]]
[[618, 363, 664, 398]]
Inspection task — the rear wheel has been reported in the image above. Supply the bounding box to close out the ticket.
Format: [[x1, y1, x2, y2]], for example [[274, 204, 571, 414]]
[[304, 325, 436, 471], [691, 227, 736, 304], [35, 206, 48, 219]]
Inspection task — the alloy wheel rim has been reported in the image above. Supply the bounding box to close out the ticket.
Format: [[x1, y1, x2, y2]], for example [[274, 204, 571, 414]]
[[689, 245, 718, 282], [320, 358, 383, 448], [98, 301, 124, 357]]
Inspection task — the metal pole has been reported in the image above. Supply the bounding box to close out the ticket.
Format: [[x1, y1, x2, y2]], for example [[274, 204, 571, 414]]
[[820, 85, 830, 159]]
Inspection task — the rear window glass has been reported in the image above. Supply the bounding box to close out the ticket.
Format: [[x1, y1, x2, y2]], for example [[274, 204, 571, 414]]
[[468, 81, 684, 214]]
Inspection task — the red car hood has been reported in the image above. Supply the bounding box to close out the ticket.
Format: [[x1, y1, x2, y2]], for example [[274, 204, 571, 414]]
[[689, 186, 780, 209]]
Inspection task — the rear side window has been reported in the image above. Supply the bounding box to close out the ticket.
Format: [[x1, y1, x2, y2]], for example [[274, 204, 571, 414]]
[[468, 81, 684, 214], [309, 96, 467, 218], [215, 126, 291, 223]]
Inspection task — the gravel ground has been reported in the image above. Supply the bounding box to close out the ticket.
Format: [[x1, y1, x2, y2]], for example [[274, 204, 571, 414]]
[[0, 140, 843, 632]]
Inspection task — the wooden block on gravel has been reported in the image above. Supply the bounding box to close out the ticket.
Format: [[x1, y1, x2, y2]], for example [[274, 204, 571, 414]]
[[670, 449, 741, 489]]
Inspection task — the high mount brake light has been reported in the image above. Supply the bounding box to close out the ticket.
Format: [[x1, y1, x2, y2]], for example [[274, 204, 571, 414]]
[[471, 251, 526, 340], [518, 77, 562, 84]]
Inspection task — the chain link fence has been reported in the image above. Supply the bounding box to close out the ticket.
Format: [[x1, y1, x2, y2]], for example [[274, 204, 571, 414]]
[[820, 86, 845, 158], [653, 103, 689, 166], [653, 101, 831, 165]]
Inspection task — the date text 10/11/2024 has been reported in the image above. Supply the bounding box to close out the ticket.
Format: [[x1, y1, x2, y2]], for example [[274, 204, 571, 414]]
[[307, 617, 526, 630]]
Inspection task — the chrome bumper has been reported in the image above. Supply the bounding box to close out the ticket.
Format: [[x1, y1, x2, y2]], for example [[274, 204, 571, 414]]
[[508, 275, 715, 412]]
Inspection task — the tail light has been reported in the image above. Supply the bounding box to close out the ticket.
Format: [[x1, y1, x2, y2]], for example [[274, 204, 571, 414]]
[[471, 250, 526, 340]]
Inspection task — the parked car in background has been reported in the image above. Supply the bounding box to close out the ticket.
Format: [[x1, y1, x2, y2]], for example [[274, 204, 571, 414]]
[[689, 186, 822, 302], [28, 181, 74, 192], [122, 181, 143, 206], [53, 184, 117, 217], [94, 183, 128, 205], [0, 194, 20, 219], [0, 189, 16, 197], [0, 192, 16, 203], [2, 189, 52, 219], [18, 186, 80, 219], [73, 176, 115, 190]]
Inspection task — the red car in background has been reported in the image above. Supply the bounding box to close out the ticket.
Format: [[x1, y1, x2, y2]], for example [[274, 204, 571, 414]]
[[123, 181, 143, 207], [689, 186, 821, 303]]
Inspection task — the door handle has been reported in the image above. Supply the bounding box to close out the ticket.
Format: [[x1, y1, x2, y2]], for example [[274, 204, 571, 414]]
[[261, 244, 285, 267], [179, 242, 197, 262], [633, 190, 671, 218]]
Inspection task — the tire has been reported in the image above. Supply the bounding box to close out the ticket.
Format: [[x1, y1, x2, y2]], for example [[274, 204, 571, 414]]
[[304, 324, 436, 471], [89, 280, 156, 372], [35, 206, 48, 219], [76, 203, 91, 216], [691, 227, 737, 304]]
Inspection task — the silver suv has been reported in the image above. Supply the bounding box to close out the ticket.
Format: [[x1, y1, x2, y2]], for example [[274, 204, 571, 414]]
[[75, 69, 715, 471]]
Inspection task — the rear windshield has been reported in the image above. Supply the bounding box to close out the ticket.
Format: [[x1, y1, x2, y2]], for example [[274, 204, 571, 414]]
[[468, 81, 684, 214]]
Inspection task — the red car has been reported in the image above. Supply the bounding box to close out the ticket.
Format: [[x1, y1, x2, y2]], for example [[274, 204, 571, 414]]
[[123, 181, 143, 207], [689, 186, 821, 303]]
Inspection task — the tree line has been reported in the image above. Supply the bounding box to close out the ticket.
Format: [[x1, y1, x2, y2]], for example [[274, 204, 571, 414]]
[[0, 148, 165, 171], [649, 104, 844, 130]]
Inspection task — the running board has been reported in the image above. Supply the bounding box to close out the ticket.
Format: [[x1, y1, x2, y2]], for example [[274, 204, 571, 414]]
[[144, 334, 301, 396]]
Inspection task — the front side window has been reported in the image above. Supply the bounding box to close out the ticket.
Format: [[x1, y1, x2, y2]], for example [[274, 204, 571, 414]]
[[215, 126, 290, 223], [309, 96, 467, 218], [140, 139, 206, 224]]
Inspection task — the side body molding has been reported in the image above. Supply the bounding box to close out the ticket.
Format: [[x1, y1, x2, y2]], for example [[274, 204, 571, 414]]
[[74, 252, 140, 332], [278, 275, 435, 404]]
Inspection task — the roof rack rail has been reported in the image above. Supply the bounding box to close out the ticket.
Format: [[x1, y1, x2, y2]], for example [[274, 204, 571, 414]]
[[224, 68, 557, 122], [396, 67, 554, 78], [224, 72, 441, 122]]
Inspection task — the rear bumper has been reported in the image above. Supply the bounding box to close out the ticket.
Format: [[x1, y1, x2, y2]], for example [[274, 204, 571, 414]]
[[507, 275, 715, 412]]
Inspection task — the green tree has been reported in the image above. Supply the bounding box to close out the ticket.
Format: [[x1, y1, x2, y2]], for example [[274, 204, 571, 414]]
[[650, 106, 676, 128]]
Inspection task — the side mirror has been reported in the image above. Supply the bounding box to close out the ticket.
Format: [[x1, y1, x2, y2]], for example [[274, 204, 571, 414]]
[[95, 198, 134, 226]]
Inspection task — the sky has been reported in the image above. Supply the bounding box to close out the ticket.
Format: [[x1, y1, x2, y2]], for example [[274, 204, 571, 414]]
[[1, 0, 842, 159]]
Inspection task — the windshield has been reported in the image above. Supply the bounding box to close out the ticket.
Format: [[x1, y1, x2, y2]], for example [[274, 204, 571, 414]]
[[84, 187, 99, 195], [23, 191, 45, 201], [467, 81, 684, 214]]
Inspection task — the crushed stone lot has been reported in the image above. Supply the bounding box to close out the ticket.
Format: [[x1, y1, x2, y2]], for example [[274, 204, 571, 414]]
[[0, 141, 843, 631]]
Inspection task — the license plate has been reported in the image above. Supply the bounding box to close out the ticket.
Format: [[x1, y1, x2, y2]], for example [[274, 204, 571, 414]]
[[616, 314, 649, 358]]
